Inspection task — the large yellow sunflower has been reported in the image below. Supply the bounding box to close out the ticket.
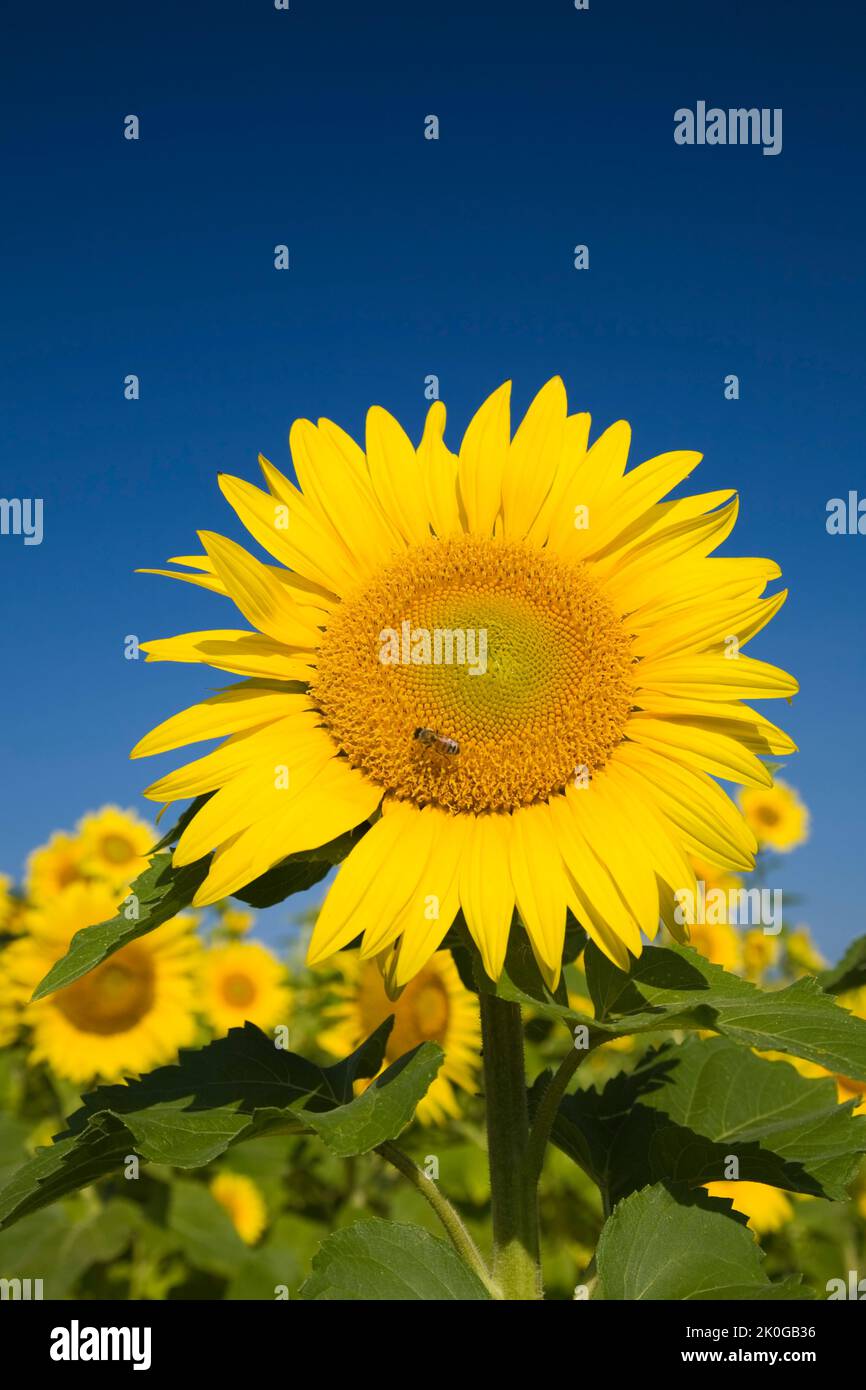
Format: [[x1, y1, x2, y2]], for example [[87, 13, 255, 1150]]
[[197, 940, 291, 1036], [317, 949, 481, 1124], [5, 882, 200, 1082], [133, 380, 797, 989]]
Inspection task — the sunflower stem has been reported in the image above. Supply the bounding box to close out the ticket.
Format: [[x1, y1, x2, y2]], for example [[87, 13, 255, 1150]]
[[376, 1140, 502, 1298], [479, 993, 542, 1300], [525, 1034, 594, 1190]]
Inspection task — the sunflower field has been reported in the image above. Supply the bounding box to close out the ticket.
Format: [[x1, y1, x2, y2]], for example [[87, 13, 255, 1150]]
[[2, 387, 866, 1305]]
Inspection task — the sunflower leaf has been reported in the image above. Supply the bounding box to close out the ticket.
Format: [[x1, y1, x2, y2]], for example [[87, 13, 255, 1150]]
[[585, 942, 866, 1079], [548, 1037, 866, 1206], [595, 1183, 813, 1300], [298, 1218, 492, 1300], [30, 852, 210, 1001], [301, 1042, 444, 1157], [819, 934, 866, 995], [0, 1021, 441, 1229], [232, 856, 331, 909]]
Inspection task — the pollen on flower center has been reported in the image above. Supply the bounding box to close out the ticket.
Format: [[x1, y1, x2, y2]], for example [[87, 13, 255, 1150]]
[[311, 535, 635, 813]]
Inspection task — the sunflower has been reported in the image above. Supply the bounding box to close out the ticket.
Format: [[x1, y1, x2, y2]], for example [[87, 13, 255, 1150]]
[[25, 832, 90, 903], [0, 952, 19, 1047], [739, 780, 808, 853], [742, 928, 780, 981], [197, 941, 291, 1036], [681, 920, 742, 973], [210, 1172, 268, 1245], [219, 906, 255, 937], [5, 882, 200, 1083], [317, 949, 480, 1124], [133, 380, 797, 989], [784, 924, 825, 976], [689, 854, 742, 896], [703, 1181, 794, 1235], [0, 872, 15, 931], [78, 805, 155, 888]]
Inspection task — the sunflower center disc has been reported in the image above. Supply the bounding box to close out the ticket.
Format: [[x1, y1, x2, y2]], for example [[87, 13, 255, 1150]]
[[313, 535, 635, 813], [55, 945, 156, 1035]]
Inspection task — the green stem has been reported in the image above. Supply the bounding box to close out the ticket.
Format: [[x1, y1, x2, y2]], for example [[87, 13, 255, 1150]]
[[479, 992, 542, 1300], [525, 1032, 594, 1190], [376, 1141, 502, 1300]]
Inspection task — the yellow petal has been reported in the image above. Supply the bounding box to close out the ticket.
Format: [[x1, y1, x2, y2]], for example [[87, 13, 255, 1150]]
[[131, 684, 307, 760], [219, 471, 356, 595], [290, 418, 404, 573], [365, 406, 431, 544], [200, 531, 322, 647], [501, 377, 567, 539], [140, 630, 315, 682], [458, 813, 514, 981], [637, 653, 799, 701], [418, 401, 464, 538], [193, 758, 380, 905], [614, 743, 756, 870], [628, 717, 774, 788], [545, 419, 631, 551], [174, 726, 338, 865], [509, 803, 567, 986], [307, 801, 430, 962], [457, 381, 511, 535], [144, 712, 322, 801]]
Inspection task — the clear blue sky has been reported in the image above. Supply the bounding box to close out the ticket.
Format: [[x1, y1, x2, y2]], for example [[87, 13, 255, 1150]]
[[2, 1, 863, 957]]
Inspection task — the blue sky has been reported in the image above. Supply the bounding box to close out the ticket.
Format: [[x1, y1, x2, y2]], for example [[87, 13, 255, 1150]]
[[2, 1, 864, 957]]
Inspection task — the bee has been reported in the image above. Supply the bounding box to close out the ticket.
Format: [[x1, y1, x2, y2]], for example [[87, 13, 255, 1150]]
[[413, 727, 460, 756]]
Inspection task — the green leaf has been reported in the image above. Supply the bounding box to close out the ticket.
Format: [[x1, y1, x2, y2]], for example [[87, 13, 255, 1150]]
[[303, 1043, 444, 1157], [298, 1219, 492, 1300], [31, 852, 209, 1000], [0, 1199, 138, 1299], [0, 1019, 438, 1230], [550, 1037, 866, 1206], [168, 1182, 248, 1278], [819, 934, 866, 995], [232, 858, 330, 908], [585, 942, 866, 1079], [595, 1184, 814, 1300]]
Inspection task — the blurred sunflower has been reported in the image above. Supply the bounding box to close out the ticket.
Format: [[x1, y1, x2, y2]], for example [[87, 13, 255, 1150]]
[[784, 925, 825, 975], [0, 872, 15, 931], [742, 928, 780, 981], [219, 906, 255, 937], [210, 1172, 267, 1245], [318, 949, 480, 1124], [704, 1180, 794, 1235], [0, 952, 19, 1047], [78, 805, 154, 888], [197, 940, 291, 1036], [133, 379, 796, 988], [26, 832, 90, 903], [739, 780, 808, 853], [5, 882, 200, 1083], [683, 920, 742, 972], [689, 855, 742, 895]]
